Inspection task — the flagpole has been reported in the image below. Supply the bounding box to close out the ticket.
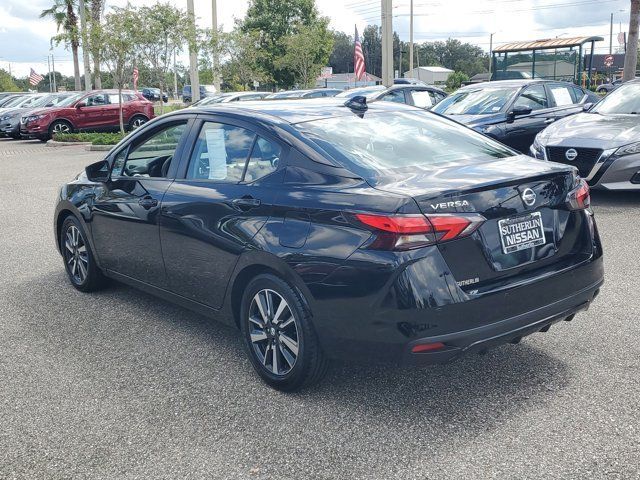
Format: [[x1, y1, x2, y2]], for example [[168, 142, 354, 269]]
[[47, 55, 52, 93], [51, 54, 57, 92]]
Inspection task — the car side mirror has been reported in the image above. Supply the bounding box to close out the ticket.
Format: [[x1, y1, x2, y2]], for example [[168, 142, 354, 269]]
[[85, 160, 110, 183], [582, 102, 594, 112], [76, 101, 86, 109], [507, 105, 532, 121]]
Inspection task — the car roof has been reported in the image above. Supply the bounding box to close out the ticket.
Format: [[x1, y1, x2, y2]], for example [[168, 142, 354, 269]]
[[457, 79, 580, 90], [169, 97, 421, 125]]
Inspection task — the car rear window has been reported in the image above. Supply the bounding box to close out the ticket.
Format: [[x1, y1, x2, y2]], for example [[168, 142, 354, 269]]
[[295, 111, 514, 180]]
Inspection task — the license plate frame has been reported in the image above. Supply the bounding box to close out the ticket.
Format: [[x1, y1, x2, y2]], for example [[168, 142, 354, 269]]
[[498, 211, 546, 254]]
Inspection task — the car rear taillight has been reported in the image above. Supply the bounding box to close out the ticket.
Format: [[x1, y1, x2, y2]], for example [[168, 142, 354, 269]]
[[566, 178, 590, 210], [355, 213, 485, 250]]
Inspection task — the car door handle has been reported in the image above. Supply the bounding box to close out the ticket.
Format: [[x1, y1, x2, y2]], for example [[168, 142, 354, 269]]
[[138, 196, 158, 209], [232, 197, 261, 210], [544, 118, 555, 124]]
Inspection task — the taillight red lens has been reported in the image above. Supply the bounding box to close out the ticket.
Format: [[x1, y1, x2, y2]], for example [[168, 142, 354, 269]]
[[567, 178, 590, 210], [411, 342, 446, 353], [354, 213, 485, 250]]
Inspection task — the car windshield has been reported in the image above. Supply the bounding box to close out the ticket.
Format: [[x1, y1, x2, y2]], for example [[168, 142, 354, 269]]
[[336, 86, 385, 99], [3, 95, 29, 108], [431, 87, 518, 115], [268, 91, 305, 99], [32, 95, 57, 107], [55, 93, 84, 107], [193, 95, 224, 106], [295, 111, 514, 182], [591, 83, 640, 114]]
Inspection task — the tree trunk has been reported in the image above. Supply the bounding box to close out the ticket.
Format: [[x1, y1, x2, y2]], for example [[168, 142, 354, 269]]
[[624, 0, 640, 81], [118, 86, 124, 134], [72, 43, 82, 91], [93, 51, 102, 88], [158, 81, 164, 115]]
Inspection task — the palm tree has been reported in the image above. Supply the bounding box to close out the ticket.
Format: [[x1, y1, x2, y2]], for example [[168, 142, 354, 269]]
[[89, 0, 104, 88], [41, 0, 81, 90]]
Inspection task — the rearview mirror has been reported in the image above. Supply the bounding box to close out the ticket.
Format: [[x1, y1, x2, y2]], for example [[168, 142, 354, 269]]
[[85, 160, 110, 183], [76, 101, 86, 108]]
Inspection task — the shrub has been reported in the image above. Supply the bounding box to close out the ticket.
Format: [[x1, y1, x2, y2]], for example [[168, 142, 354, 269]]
[[446, 71, 470, 91], [52, 132, 126, 145]]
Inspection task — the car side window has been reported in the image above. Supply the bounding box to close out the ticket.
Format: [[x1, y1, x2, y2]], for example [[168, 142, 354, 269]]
[[107, 93, 130, 104], [85, 94, 107, 107], [570, 86, 586, 103], [186, 122, 255, 182], [244, 137, 281, 183], [381, 90, 406, 103], [410, 90, 433, 108], [112, 122, 187, 178], [513, 85, 548, 111], [548, 84, 575, 107], [305, 91, 324, 98]]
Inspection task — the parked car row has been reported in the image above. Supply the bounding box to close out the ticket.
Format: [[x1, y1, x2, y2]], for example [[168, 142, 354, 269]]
[[0, 90, 154, 141]]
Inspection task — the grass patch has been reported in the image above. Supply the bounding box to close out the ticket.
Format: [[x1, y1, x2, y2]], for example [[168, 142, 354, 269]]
[[52, 132, 126, 145], [154, 104, 185, 116]]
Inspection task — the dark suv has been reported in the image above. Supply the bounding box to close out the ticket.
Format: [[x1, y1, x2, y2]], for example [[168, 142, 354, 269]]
[[182, 85, 217, 103], [432, 79, 599, 152]]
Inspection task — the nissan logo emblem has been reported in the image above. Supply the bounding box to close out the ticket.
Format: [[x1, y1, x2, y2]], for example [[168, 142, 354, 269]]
[[521, 188, 536, 206], [565, 148, 578, 161]]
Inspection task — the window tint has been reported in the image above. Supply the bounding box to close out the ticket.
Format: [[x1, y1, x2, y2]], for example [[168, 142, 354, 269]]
[[570, 86, 586, 103], [304, 91, 324, 98], [186, 122, 255, 181], [548, 85, 574, 106], [85, 94, 107, 106], [112, 122, 187, 178], [244, 137, 281, 182], [107, 93, 131, 104], [381, 90, 406, 103], [410, 90, 433, 108], [432, 87, 517, 115], [513, 85, 548, 111]]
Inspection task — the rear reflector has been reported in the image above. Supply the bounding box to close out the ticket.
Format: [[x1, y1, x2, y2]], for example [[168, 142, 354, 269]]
[[411, 342, 446, 353], [355, 213, 485, 250]]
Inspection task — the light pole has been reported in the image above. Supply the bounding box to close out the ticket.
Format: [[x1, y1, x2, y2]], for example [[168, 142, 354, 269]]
[[409, 0, 414, 73], [79, 0, 92, 91], [381, 0, 393, 86], [212, 0, 221, 92], [187, 0, 200, 102]]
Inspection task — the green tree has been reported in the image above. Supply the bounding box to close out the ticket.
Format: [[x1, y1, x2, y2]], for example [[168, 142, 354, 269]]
[[329, 31, 353, 74], [241, 0, 327, 88], [136, 2, 190, 113], [40, 0, 81, 91], [100, 6, 138, 133], [362, 25, 382, 77], [277, 22, 333, 88], [0, 69, 19, 92], [446, 71, 469, 91], [223, 29, 270, 90]]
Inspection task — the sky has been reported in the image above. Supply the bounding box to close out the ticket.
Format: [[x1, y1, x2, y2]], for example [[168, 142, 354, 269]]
[[0, 0, 631, 78]]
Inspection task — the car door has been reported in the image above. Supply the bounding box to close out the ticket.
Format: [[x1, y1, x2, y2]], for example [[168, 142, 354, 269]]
[[77, 93, 109, 129], [103, 93, 125, 128], [159, 116, 283, 308], [89, 119, 191, 286], [502, 84, 554, 152], [544, 82, 585, 121]]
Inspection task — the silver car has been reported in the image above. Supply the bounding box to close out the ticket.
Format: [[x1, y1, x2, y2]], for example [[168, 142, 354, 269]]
[[531, 80, 640, 190]]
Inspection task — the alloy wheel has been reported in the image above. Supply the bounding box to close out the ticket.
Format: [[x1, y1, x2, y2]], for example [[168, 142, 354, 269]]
[[248, 289, 299, 376], [52, 122, 70, 134], [64, 225, 89, 284], [132, 117, 146, 129]]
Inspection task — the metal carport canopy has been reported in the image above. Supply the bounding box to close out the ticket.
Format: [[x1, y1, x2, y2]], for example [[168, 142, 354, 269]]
[[493, 36, 604, 52]]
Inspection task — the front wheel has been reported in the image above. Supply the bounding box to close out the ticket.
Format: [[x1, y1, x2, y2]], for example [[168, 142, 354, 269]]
[[60, 216, 106, 292], [128, 115, 148, 130], [240, 274, 328, 391]]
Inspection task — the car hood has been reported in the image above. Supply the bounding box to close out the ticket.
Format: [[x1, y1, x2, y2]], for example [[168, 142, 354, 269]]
[[540, 112, 640, 148], [444, 112, 506, 127]]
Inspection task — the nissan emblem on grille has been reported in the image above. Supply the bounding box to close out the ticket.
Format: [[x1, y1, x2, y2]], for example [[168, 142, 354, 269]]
[[521, 188, 536, 206], [565, 148, 578, 161]]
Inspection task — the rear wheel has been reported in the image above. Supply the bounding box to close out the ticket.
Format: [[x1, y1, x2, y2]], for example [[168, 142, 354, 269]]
[[128, 115, 148, 130], [240, 274, 327, 391], [60, 216, 106, 292]]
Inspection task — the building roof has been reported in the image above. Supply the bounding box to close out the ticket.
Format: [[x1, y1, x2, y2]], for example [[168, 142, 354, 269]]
[[493, 36, 604, 53], [406, 66, 454, 73]]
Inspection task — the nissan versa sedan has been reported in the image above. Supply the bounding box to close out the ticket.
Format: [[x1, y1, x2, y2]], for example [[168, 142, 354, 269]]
[[54, 98, 603, 391], [531, 80, 640, 190], [432, 79, 598, 152]]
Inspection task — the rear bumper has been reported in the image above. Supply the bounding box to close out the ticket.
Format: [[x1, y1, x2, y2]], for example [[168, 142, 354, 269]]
[[402, 277, 601, 365]]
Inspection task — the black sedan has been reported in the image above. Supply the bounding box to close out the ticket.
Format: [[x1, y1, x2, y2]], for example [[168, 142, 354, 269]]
[[54, 98, 603, 391], [141, 87, 168, 103], [432, 79, 598, 152]]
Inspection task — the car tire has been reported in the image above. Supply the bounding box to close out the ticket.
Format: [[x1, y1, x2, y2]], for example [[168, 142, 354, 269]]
[[240, 274, 328, 391], [128, 115, 148, 130], [48, 120, 73, 139], [60, 216, 107, 292]]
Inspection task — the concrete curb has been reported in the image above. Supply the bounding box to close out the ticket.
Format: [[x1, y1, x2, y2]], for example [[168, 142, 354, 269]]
[[46, 140, 91, 148], [85, 145, 113, 152]]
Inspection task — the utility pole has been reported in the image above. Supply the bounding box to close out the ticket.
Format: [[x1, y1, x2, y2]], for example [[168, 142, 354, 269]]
[[187, 0, 200, 102], [173, 48, 179, 100], [610, 12, 614, 55], [47, 55, 53, 93], [623, 0, 640, 81], [51, 54, 57, 92], [381, 0, 393, 87], [488, 33, 494, 78], [409, 0, 414, 73], [79, 0, 92, 91], [212, 0, 221, 92]]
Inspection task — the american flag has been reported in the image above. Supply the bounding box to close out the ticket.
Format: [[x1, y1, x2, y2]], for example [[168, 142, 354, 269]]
[[29, 68, 44, 86], [133, 66, 139, 91], [354, 26, 366, 81]]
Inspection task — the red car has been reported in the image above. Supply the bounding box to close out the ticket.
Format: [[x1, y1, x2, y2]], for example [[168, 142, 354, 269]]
[[21, 90, 155, 141]]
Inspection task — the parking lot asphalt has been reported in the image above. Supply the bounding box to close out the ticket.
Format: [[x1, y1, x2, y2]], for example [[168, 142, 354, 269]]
[[0, 138, 638, 479]]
